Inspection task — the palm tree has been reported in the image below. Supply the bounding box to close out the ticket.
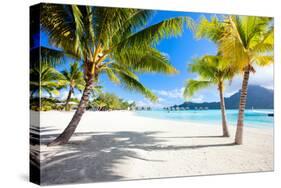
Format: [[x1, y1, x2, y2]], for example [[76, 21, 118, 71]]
[[183, 55, 236, 137], [30, 63, 62, 98], [219, 16, 273, 144], [60, 62, 85, 110], [40, 4, 191, 145]]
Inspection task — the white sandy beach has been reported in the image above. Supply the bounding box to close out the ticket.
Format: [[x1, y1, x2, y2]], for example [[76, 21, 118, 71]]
[[31, 111, 273, 185]]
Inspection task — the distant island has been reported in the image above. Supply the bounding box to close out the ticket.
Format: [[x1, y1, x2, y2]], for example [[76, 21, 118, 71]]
[[170, 85, 273, 109]]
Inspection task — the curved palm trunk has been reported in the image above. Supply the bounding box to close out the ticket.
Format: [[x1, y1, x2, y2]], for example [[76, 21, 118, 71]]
[[64, 86, 73, 110], [235, 66, 250, 145], [48, 76, 94, 146], [218, 82, 230, 137]]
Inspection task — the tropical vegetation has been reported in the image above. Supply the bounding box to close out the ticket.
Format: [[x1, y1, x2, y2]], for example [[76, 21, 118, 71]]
[[219, 16, 273, 144], [184, 55, 236, 137], [30, 63, 62, 98], [192, 15, 273, 144], [31, 4, 274, 146], [40, 4, 191, 145], [59, 62, 85, 110], [30, 97, 64, 111], [88, 92, 136, 111]]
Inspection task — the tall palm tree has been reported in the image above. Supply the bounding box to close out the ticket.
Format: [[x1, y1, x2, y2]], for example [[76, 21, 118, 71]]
[[219, 16, 274, 144], [30, 63, 62, 98], [183, 55, 236, 137], [40, 4, 191, 145], [60, 62, 85, 110]]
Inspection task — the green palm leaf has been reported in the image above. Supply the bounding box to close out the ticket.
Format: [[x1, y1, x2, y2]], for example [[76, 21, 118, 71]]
[[118, 72, 157, 101], [184, 79, 212, 98], [40, 4, 189, 102]]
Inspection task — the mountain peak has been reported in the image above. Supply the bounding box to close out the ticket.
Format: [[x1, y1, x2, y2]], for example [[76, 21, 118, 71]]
[[172, 85, 273, 109]]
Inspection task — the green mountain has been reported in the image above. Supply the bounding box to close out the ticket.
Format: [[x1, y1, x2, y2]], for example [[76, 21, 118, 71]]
[[173, 85, 273, 109]]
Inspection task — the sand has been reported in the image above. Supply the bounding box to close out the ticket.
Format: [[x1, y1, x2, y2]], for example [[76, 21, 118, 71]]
[[31, 111, 273, 185]]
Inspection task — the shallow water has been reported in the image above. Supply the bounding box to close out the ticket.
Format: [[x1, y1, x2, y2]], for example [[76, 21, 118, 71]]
[[134, 109, 274, 128]]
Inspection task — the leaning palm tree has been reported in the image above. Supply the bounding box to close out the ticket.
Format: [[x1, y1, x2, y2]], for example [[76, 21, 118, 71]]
[[183, 55, 236, 137], [30, 63, 62, 98], [59, 62, 85, 110], [41, 4, 191, 145], [219, 16, 273, 144]]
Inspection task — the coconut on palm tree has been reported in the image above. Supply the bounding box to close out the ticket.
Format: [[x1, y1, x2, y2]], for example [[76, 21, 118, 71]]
[[40, 4, 192, 145], [219, 16, 273, 144], [59, 62, 85, 110], [183, 55, 236, 137]]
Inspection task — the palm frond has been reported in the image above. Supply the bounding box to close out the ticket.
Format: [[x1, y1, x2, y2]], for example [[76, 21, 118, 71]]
[[118, 72, 157, 101], [104, 68, 120, 84], [30, 47, 65, 68], [41, 4, 85, 61], [219, 15, 273, 70], [183, 79, 212, 98], [71, 5, 84, 57], [114, 16, 188, 52], [254, 55, 273, 66], [114, 48, 177, 74], [195, 16, 225, 43]]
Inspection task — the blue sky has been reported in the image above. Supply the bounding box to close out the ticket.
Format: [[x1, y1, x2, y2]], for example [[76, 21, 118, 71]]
[[39, 10, 273, 108]]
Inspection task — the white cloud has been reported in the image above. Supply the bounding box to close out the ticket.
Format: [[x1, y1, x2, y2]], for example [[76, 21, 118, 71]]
[[55, 89, 83, 101], [249, 64, 273, 89], [190, 95, 204, 103], [223, 64, 273, 97], [187, 85, 220, 102], [153, 88, 184, 99], [158, 97, 166, 102], [138, 64, 273, 107], [56, 90, 68, 100], [74, 92, 82, 99], [136, 100, 151, 107], [161, 52, 170, 59], [136, 99, 165, 108], [127, 100, 135, 104], [153, 86, 219, 104]]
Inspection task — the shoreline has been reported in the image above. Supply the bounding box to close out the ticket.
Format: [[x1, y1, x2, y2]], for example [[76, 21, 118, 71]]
[[131, 110, 274, 129], [31, 111, 273, 185]]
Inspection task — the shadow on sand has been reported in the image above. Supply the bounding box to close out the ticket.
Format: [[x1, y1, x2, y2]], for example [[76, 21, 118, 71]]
[[30, 127, 235, 185]]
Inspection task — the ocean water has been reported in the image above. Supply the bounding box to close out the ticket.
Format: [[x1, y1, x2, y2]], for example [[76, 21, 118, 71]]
[[134, 109, 274, 128]]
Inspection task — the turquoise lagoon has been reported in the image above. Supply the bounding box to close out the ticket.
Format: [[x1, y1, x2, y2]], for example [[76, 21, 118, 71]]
[[134, 109, 274, 128]]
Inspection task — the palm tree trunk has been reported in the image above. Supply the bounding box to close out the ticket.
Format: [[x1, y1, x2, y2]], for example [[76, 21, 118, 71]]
[[235, 66, 251, 145], [48, 76, 94, 146], [64, 86, 73, 110], [218, 82, 230, 137]]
